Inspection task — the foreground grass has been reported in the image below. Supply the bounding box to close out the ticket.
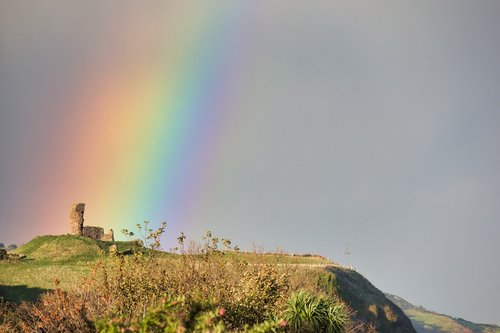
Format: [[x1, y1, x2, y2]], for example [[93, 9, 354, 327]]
[[0, 261, 90, 302], [0, 256, 330, 303]]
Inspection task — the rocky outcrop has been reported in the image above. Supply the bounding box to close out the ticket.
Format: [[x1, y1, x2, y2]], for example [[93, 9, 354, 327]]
[[109, 244, 118, 256]]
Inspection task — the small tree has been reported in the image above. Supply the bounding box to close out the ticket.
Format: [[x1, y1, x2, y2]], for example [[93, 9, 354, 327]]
[[136, 221, 167, 251]]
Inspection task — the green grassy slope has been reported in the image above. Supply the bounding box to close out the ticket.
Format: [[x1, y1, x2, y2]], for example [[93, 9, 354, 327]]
[[0, 235, 142, 302], [11, 234, 142, 262], [385, 293, 500, 333], [11, 235, 102, 262]]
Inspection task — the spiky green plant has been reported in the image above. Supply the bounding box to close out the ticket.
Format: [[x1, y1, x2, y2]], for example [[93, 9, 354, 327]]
[[283, 290, 348, 333]]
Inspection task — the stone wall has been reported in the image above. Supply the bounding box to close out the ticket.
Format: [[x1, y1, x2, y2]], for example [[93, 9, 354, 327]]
[[70, 203, 85, 236], [101, 229, 115, 242], [82, 226, 104, 240]]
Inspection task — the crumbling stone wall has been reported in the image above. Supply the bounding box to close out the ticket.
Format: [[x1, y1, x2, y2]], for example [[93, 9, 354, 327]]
[[101, 229, 114, 242], [70, 203, 85, 236], [82, 226, 104, 240], [69, 203, 114, 241]]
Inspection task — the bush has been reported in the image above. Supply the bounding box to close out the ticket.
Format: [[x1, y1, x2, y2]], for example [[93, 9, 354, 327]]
[[96, 296, 225, 333], [7, 288, 94, 333], [224, 264, 289, 328], [80, 229, 290, 330], [245, 318, 287, 333]]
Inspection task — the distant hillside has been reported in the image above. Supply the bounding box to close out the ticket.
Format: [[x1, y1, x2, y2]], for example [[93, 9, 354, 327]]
[[385, 293, 500, 333]]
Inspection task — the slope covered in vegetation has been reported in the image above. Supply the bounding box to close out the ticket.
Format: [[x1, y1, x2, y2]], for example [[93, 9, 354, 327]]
[[11, 234, 142, 262], [1, 233, 415, 332]]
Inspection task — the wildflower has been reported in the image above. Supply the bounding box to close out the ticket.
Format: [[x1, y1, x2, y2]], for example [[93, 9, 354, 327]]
[[280, 319, 287, 328], [219, 308, 226, 317]]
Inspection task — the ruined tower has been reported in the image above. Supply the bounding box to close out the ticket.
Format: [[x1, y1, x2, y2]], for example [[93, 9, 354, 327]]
[[69, 203, 114, 241], [70, 203, 85, 236]]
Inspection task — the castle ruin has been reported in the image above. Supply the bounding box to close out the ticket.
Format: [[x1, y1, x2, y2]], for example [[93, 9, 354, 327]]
[[70, 203, 114, 241]]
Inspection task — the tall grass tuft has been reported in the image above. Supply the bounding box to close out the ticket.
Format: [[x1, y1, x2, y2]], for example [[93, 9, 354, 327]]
[[283, 290, 349, 333]]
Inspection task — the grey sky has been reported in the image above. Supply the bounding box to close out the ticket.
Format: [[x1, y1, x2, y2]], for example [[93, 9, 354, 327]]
[[192, 1, 500, 324]]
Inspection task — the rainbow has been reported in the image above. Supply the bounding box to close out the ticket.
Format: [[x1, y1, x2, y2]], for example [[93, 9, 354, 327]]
[[39, 3, 248, 241]]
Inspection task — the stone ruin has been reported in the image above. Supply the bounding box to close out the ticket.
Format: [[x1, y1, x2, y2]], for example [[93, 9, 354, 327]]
[[70, 203, 114, 241], [0, 249, 7, 260], [0, 248, 24, 262]]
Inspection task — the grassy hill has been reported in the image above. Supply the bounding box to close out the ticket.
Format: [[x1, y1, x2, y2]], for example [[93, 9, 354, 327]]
[[12, 235, 103, 262], [1, 234, 417, 332], [0, 235, 142, 301], [11, 234, 143, 262], [385, 293, 500, 333]]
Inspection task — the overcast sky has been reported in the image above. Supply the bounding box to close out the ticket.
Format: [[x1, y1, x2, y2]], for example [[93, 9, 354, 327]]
[[1, 1, 499, 325]]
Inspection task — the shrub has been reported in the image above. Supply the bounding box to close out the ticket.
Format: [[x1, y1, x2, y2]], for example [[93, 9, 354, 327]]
[[0, 298, 17, 332], [224, 264, 289, 328], [9, 288, 94, 333], [245, 318, 287, 333], [96, 296, 225, 333], [79, 228, 291, 330]]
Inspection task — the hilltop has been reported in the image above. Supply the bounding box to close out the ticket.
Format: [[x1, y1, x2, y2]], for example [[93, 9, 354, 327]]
[[385, 293, 500, 333], [10, 234, 143, 262]]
